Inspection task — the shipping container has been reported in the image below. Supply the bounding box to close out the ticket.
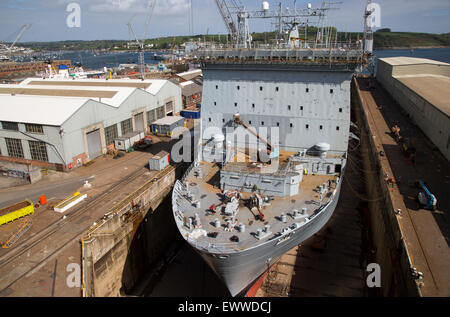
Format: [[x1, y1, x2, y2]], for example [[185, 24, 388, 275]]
[[149, 151, 170, 171], [151, 116, 185, 136], [114, 131, 145, 151], [181, 109, 201, 119]]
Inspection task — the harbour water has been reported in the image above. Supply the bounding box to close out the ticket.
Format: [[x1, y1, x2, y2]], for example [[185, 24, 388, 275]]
[[9, 47, 450, 71]]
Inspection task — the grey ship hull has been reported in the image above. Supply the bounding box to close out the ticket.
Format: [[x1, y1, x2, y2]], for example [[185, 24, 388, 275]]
[[173, 165, 344, 297]]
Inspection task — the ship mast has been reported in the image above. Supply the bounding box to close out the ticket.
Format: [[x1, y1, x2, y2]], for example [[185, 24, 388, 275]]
[[363, 0, 375, 75], [214, 0, 341, 49]]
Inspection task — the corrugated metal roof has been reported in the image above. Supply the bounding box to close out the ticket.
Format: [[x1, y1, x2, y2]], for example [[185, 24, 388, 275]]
[[19, 78, 169, 95], [181, 82, 202, 97], [152, 116, 184, 126], [0, 84, 136, 108], [0, 78, 178, 126], [0, 95, 88, 126], [26, 80, 152, 89], [180, 80, 194, 87], [395, 75, 450, 117], [379, 57, 450, 66], [177, 69, 202, 81], [0, 87, 118, 98]]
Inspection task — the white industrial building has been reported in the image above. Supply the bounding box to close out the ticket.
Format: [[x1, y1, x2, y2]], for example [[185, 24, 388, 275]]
[[0, 78, 182, 171], [376, 57, 450, 162]]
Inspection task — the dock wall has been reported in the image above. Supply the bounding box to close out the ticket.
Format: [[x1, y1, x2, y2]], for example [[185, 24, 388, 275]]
[[352, 78, 421, 296], [81, 165, 177, 297]]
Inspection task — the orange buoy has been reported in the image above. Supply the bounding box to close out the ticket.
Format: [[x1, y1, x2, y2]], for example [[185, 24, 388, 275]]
[[40, 195, 47, 205]]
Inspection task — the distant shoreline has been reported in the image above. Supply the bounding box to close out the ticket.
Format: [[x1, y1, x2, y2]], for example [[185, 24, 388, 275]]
[[375, 45, 450, 50]]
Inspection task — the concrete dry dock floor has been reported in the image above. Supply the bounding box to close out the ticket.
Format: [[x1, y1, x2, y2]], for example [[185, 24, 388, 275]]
[[356, 78, 450, 296], [0, 135, 176, 297]]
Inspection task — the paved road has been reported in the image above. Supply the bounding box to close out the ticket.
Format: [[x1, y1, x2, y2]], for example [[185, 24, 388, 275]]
[[0, 176, 90, 209]]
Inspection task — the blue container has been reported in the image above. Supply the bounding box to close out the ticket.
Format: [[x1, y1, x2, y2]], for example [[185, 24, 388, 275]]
[[181, 110, 201, 119]]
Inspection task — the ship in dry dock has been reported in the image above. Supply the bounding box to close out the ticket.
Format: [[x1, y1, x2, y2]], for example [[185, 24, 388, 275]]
[[172, 0, 372, 296]]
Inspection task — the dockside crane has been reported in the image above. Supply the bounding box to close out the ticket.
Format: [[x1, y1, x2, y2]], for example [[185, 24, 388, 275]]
[[5, 24, 32, 53], [215, 0, 240, 43], [127, 0, 156, 80]]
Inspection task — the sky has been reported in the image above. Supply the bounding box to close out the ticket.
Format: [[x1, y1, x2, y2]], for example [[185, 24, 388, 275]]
[[0, 0, 449, 42]]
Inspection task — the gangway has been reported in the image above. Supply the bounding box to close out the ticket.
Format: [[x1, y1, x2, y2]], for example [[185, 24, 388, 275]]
[[1, 219, 32, 249]]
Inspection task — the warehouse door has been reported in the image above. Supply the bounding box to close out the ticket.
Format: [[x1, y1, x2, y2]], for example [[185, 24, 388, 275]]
[[166, 101, 173, 115], [134, 112, 145, 132], [86, 129, 102, 159]]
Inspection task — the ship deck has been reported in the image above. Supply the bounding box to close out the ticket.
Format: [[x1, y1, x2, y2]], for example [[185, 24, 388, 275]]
[[174, 160, 339, 253]]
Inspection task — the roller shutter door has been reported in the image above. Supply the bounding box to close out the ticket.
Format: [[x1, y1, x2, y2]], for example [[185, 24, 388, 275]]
[[166, 101, 173, 114], [87, 129, 102, 159], [134, 112, 145, 132]]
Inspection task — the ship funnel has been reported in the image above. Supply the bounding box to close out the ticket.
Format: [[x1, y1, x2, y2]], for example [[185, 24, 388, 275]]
[[213, 133, 225, 149], [315, 143, 331, 158]]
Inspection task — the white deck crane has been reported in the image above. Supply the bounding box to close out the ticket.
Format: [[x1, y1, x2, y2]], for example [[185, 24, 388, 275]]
[[215, 0, 241, 43], [127, 0, 156, 80], [7, 24, 32, 53]]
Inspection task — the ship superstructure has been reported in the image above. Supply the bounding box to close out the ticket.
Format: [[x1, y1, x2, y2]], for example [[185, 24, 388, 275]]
[[172, 0, 371, 296]]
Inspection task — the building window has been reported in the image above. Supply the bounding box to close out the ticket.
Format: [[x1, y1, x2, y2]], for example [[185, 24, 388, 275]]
[[147, 109, 156, 124], [121, 118, 133, 135], [276, 87, 279, 92], [166, 101, 173, 113], [300, 106, 304, 111], [290, 123, 293, 128], [237, 86, 240, 90], [105, 124, 118, 146], [235, 102, 238, 107], [252, 104, 255, 109], [277, 122, 280, 127], [156, 106, 165, 119], [260, 86, 263, 91], [330, 89, 334, 94], [339, 108, 343, 113], [5, 138, 24, 158], [216, 85, 218, 89], [320, 125, 323, 130], [25, 124, 44, 134], [336, 126, 340, 131], [209, 118, 212, 122], [2, 121, 19, 131], [222, 119, 225, 123], [214, 102, 217, 106], [261, 122, 264, 126], [306, 88, 309, 93], [306, 124, 309, 129], [288, 105, 291, 110], [29, 140, 48, 162], [249, 121, 252, 125]]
